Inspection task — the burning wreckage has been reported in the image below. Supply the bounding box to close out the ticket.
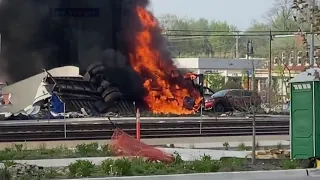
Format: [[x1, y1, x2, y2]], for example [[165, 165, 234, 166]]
[[0, 64, 203, 120], [0, 1, 203, 120]]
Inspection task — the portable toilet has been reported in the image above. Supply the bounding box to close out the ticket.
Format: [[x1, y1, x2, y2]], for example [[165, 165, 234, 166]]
[[289, 67, 320, 159]]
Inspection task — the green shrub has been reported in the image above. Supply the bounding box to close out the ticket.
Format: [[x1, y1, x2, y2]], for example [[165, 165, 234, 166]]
[[2, 160, 16, 167], [0, 167, 11, 180], [101, 144, 114, 156], [44, 168, 59, 179], [223, 142, 230, 150], [75, 143, 99, 156], [101, 159, 115, 175], [219, 157, 245, 171], [237, 142, 248, 151], [130, 158, 149, 175], [188, 154, 220, 173], [131, 158, 167, 175], [14, 144, 24, 152], [173, 151, 183, 165], [281, 159, 298, 169], [277, 142, 283, 150], [113, 158, 133, 176], [68, 160, 95, 177]]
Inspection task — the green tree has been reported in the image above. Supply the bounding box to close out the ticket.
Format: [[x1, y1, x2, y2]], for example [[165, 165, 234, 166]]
[[205, 74, 225, 91], [242, 0, 303, 58], [158, 14, 195, 56], [158, 14, 237, 58], [241, 20, 270, 58], [209, 21, 237, 58]]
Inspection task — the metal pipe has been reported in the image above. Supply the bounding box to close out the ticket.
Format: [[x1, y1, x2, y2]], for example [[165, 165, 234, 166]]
[[64, 103, 67, 138]]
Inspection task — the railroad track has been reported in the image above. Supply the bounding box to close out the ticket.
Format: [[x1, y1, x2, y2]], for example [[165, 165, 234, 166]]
[[0, 118, 289, 142]]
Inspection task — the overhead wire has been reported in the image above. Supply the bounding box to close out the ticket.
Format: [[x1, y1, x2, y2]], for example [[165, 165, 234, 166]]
[[162, 29, 318, 36], [164, 29, 309, 33]]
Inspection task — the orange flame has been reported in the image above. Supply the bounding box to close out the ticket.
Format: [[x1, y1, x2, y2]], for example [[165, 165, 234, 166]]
[[128, 7, 201, 115]]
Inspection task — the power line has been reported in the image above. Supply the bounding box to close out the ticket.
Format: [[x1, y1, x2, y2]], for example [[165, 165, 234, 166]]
[[164, 34, 294, 37], [167, 36, 205, 40], [165, 30, 304, 33]]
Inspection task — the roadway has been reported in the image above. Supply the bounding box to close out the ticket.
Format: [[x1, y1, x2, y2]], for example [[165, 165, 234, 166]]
[[258, 178, 317, 180]]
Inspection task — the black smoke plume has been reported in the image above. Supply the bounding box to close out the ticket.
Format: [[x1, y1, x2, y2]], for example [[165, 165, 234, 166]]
[[0, 0, 156, 100]]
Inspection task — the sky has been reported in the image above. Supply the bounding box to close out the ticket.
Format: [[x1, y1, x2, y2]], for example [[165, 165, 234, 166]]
[[149, 0, 275, 30]]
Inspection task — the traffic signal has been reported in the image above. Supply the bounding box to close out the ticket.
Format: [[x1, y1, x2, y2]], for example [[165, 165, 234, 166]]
[[281, 51, 287, 65], [289, 51, 294, 65], [297, 51, 302, 64], [273, 56, 279, 65], [315, 50, 320, 66], [247, 39, 254, 56]]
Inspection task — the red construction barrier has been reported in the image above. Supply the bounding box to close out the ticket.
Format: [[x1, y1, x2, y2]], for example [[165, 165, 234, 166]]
[[111, 128, 174, 164]]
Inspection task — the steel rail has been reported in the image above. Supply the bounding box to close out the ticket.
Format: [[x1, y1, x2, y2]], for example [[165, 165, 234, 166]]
[[0, 116, 289, 125], [0, 120, 288, 131], [0, 119, 289, 142]]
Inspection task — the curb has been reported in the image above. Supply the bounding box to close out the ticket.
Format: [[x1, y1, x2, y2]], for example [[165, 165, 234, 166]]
[[307, 168, 320, 176], [60, 169, 309, 180]]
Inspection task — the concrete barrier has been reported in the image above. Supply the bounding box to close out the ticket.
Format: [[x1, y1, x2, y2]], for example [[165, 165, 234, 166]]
[[61, 169, 309, 180]]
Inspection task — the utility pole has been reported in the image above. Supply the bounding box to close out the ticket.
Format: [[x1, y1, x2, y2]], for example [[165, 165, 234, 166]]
[[236, 31, 239, 59], [268, 30, 273, 106], [0, 33, 2, 53], [247, 39, 256, 165], [310, 0, 315, 65]]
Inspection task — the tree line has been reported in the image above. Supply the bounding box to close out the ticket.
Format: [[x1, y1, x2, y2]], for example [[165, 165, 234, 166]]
[[158, 0, 315, 59]]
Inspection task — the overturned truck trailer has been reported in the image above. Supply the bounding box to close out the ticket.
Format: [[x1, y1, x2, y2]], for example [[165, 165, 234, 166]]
[[0, 63, 136, 119]]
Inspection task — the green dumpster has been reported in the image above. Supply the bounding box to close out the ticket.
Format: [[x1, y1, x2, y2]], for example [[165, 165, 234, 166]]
[[290, 68, 320, 159]]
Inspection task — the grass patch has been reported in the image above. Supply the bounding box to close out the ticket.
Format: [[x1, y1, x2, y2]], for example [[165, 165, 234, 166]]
[[237, 142, 249, 151], [1, 153, 307, 179], [0, 142, 115, 161], [277, 142, 283, 150], [281, 159, 298, 170]]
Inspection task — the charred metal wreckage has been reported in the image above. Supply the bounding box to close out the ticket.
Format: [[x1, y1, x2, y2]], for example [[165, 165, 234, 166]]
[[0, 63, 204, 120], [0, 63, 136, 120]]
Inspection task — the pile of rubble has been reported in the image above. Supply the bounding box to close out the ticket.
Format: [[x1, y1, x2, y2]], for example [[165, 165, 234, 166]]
[[4, 163, 44, 179], [248, 149, 290, 159], [0, 63, 136, 120]]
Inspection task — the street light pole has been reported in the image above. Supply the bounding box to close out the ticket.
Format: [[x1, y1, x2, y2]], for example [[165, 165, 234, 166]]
[[247, 39, 256, 165], [236, 31, 239, 59]]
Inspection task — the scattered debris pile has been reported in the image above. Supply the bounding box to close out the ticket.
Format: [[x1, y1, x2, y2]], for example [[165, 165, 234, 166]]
[[6, 163, 44, 179], [0, 62, 205, 120], [247, 149, 290, 159], [0, 64, 136, 120]]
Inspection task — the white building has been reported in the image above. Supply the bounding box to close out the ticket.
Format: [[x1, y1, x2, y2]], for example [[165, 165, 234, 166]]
[[173, 57, 268, 91]]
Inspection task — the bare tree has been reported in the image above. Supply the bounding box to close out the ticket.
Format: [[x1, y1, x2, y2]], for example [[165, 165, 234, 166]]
[[265, 0, 299, 31]]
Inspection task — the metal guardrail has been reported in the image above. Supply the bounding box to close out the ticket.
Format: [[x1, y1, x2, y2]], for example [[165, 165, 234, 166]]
[[0, 118, 289, 142]]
